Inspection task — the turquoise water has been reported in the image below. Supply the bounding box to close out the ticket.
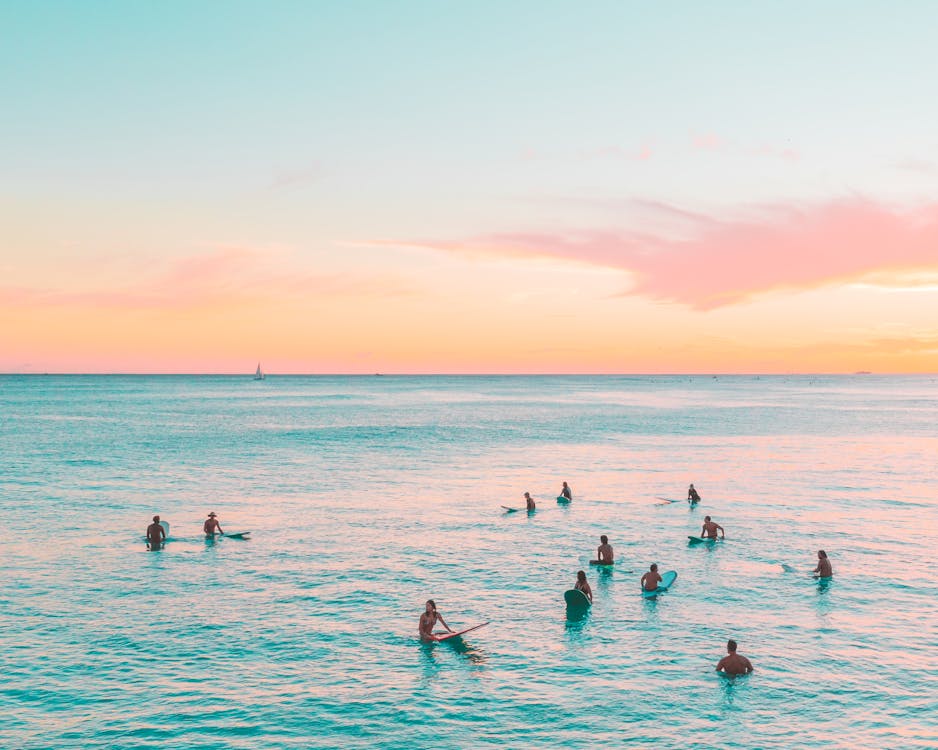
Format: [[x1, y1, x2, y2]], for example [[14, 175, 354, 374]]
[[2, 375, 936, 749]]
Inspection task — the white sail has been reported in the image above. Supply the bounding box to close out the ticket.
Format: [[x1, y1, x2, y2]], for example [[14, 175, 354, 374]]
[[254, 363, 265, 380]]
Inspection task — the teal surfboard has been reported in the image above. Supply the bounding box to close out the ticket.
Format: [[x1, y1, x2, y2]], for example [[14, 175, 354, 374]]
[[557, 495, 571, 504], [564, 589, 591, 608], [642, 570, 677, 597], [688, 535, 721, 545], [224, 531, 251, 539]]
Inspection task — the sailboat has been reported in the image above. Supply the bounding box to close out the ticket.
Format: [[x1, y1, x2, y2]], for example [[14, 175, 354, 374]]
[[253, 363, 265, 381]]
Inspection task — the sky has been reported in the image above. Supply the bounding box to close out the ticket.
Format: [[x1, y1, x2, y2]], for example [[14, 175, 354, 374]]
[[2, 0, 937, 373]]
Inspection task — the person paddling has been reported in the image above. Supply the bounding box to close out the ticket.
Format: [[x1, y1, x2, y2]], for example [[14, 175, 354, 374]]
[[574, 570, 593, 603], [146, 515, 166, 551], [641, 563, 662, 592], [716, 639, 753, 675], [560, 482, 573, 501], [591, 535, 614, 565], [687, 484, 701, 504], [701, 516, 724, 539], [419, 600, 453, 641], [524, 492, 536, 511], [203, 511, 224, 537], [813, 550, 832, 578]]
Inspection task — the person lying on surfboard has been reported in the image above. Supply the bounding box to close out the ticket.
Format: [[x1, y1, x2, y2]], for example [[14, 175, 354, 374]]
[[701, 516, 724, 539], [687, 484, 701, 504], [560, 482, 572, 501], [641, 563, 662, 591], [146, 515, 166, 551], [590, 535, 614, 565], [813, 550, 832, 578], [574, 570, 593, 603], [716, 639, 753, 676], [418, 600, 453, 641], [524, 492, 536, 511], [203, 511, 224, 537]]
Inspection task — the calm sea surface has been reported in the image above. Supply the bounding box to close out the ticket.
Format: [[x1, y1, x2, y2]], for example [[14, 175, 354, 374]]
[[1, 375, 936, 749]]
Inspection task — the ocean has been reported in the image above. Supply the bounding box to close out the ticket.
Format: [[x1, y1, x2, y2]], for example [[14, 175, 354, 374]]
[[1, 374, 936, 749]]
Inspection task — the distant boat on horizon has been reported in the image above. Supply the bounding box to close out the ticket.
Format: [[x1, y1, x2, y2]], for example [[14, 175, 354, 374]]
[[254, 363, 265, 381]]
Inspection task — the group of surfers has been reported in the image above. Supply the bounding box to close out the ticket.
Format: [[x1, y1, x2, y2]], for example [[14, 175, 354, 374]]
[[145, 511, 225, 550], [422, 481, 834, 676]]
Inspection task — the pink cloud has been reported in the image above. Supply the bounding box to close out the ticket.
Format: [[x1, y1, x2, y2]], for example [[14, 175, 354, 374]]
[[393, 198, 938, 310]]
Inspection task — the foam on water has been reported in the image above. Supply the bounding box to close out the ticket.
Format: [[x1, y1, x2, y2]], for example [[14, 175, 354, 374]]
[[1, 375, 936, 748]]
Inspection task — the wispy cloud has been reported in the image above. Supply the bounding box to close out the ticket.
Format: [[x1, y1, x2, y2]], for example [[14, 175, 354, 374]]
[[0, 247, 417, 310], [378, 198, 938, 310]]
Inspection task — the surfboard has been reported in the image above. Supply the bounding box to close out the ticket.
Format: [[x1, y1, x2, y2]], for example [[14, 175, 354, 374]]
[[224, 531, 251, 539], [655, 496, 679, 504], [501, 506, 520, 513], [589, 560, 614, 566], [429, 622, 489, 642], [564, 589, 592, 608], [556, 495, 571, 504], [688, 535, 721, 545], [641, 570, 677, 597]]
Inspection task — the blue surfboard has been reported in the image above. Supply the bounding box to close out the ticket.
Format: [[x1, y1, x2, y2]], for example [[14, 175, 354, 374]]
[[641, 570, 677, 597], [564, 589, 592, 608]]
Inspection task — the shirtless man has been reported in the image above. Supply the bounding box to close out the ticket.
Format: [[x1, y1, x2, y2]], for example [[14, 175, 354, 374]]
[[418, 600, 453, 641], [203, 511, 224, 537], [701, 516, 725, 539], [560, 482, 573, 501], [688, 484, 701, 504], [591, 535, 614, 565], [146, 515, 166, 551], [813, 550, 833, 578], [641, 563, 662, 592], [574, 570, 593, 603], [524, 492, 535, 511], [716, 639, 754, 676]]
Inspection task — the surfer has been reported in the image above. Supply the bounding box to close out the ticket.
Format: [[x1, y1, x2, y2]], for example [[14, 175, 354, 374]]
[[560, 482, 573, 501], [687, 484, 701, 504], [574, 570, 593, 603], [419, 600, 453, 641], [203, 511, 224, 537], [641, 563, 662, 592], [701, 516, 724, 539], [813, 550, 832, 578], [146, 515, 166, 551], [716, 639, 753, 676], [524, 492, 536, 511], [591, 535, 614, 565]]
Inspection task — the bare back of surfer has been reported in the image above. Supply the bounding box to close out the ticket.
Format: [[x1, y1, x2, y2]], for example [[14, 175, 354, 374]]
[[524, 492, 535, 511], [560, 482, 572, 500], [716, 639, 753, 675], [146, 515, 166, 551], [574, 570, 593, 603], [418, 600, 453, 641], [203, 511, 224, 537], [813, 550, 832, 578], [701, 516, 724, 539], [641, 563, 662, 591], [591, 535, 614, 565]]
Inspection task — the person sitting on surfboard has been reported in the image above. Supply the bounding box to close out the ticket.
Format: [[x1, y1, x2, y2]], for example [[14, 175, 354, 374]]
[[687, 484, 701, 504], [203, 512, 224, 537], [524, 492, 536, 511], [716, 639, 753, 676], [574, 570, 593, 603], [641, 563, 662, 592], [146, 515, 166, 551], [560, 482, 572, 501], [701, 516, 724, 539], [813, 550, 832, 578], [418, 600, 453, 641], [591, 535, 614, 565]]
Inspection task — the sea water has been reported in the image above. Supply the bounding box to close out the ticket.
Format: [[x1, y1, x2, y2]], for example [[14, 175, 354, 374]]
[[1, 375, 936, 749]]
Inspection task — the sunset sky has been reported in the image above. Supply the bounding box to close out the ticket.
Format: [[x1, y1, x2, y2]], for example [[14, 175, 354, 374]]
[[2, 1, 937, 373]]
